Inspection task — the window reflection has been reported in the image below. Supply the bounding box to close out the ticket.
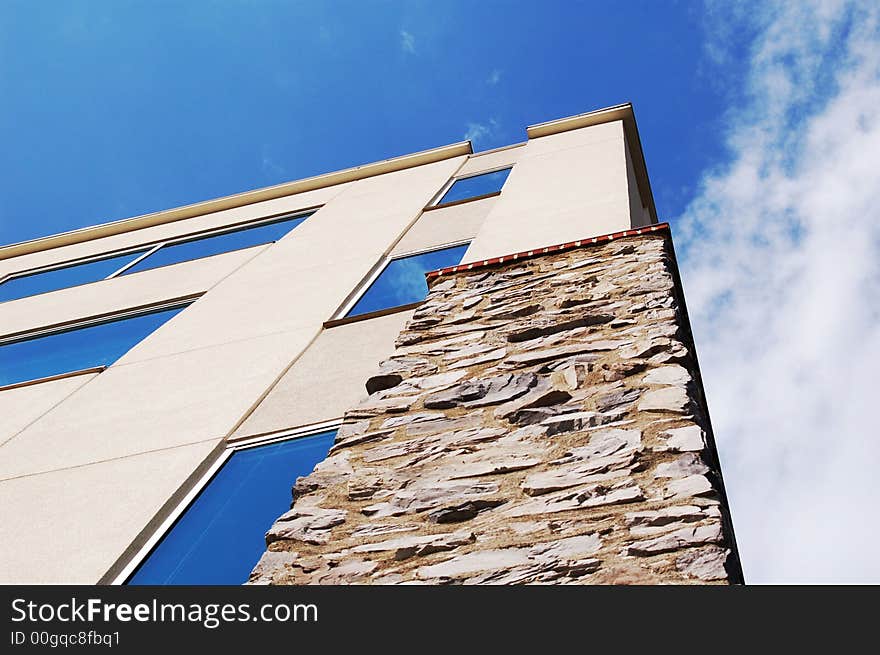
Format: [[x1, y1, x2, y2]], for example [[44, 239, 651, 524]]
[[345, 244, 468, 318], [0, 305, 188, 387], [127, 431, 335, 585], [122, 214, 309, 276], [0, 251, 146, 303], [0, 213, 310, 303], [437, 168, 511, 206]]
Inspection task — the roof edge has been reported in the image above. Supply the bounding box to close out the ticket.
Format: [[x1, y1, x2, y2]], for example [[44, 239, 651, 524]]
[[426, 223, 670, 279], [0, 140, 473, 261], [526, 103, 658, 224]]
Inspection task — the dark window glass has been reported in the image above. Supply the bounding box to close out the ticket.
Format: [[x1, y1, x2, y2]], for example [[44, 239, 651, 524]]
[[123, 214, 309, 276], [437, 168, 511, 206], [345, 244, 468, 318], [127, 431, 335, 585], [0, 305, 187, 387], [0, 251, 146, 303]]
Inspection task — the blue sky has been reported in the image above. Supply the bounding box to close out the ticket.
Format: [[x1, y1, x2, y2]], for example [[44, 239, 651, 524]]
[[3, 2, 880, 583], [0, 0, 740, 245]]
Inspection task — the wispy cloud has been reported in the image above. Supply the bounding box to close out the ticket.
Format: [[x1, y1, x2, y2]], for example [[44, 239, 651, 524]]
[[463, 118, 501, 147], [400, 30, 416, 54], [487, 69, 502, 85], [260, 144, 287, 180], [678, 0, 880, 582], [463, 122, 489, 142]]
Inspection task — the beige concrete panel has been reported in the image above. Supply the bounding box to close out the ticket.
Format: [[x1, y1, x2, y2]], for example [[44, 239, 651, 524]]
[[0, 439, 218, 584], [625, 133, 653, 228], [233, 310, 413, 439], [0, 373, 98, 446], [114, 157, 467, 364], [462, 124, 631, 263], [519, 119, 624, 157], [391, 196, 496, 256], [0, 245, 268, 338], [0, 330, 310, 480], [456, 144, 525, 177], [0, 183, 350, 281]]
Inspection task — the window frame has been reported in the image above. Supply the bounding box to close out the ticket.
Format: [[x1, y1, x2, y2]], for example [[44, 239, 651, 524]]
[[427, 165, 513, 210], [110, 419, 342, 585], [330, 239, 472, 323], [0, 208, 316, 297], [0, 297, 195, 391], [0, 246, 155, 291]]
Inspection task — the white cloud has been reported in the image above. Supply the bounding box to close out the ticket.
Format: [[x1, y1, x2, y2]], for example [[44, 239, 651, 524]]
[[487, 69, 502, 85], [400, 30, 416, 54], [463, 122, 490, 143], [464, 118, 500, 147], [678, 1, 880, 582], [260, 144, 287, 180]]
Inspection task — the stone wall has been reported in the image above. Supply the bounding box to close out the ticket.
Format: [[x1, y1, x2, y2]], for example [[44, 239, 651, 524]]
[[249, 230, 741, 585]]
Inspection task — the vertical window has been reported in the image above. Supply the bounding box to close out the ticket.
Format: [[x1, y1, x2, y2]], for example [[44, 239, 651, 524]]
[[435, 167, 511, 207], [0, 251, 147, 303], [345, 243, 469, 318], [0, 304, 189, 387], [127, 430, 336, 585]]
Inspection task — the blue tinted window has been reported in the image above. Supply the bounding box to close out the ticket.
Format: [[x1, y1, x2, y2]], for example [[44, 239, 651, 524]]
[[0, 251, 146, 303], [128, 431, 335, 585], [346, 244, 468, 318], [437, 168, 511, 206], [0, 305, 186, 387], [123, 214, 309, 276]]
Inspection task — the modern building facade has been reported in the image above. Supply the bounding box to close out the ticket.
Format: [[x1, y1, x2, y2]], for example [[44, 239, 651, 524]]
[[0, 104, 740, 584]]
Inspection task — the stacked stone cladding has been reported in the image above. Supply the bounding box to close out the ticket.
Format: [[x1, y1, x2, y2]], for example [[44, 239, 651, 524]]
[[250, 231, 741, 585]]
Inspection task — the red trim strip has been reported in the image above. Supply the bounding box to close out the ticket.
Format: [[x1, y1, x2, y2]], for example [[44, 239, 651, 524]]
[[425, 222, 670, 279]]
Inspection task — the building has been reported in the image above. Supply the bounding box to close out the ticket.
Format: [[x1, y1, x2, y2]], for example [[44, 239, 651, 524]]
[[0, 104, 741, 584]]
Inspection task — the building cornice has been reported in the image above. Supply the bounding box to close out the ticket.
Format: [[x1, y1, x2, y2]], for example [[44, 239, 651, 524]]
[[0, 141, 473, 261], [1, 103, 659, 262]]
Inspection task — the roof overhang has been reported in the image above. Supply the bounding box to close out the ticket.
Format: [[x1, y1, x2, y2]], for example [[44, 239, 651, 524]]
[[1, 102, 659, 262], [0, 141, 473, 261]]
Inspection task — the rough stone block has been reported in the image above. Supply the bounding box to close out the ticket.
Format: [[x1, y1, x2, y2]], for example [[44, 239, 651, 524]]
[[249, 233, 739, 586]]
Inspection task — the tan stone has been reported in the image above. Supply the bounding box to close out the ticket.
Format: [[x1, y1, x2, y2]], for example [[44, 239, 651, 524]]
[[249, 233, 737, 586]]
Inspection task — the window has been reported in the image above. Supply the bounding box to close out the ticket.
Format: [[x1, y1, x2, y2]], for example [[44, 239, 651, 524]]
[[0, 250, 148, 303], [121, 214, 309, 276], [126, 430, 336, 585], [0, 212, 310, 304], [0, 304, 189, 387], [345, 243, 469, 318], [435, 167, 511, 207]]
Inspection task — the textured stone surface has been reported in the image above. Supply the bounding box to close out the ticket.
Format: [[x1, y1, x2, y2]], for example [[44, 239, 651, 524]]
[[655, 425, 705, 452], [676, 546, 730, 581], [249, 233, 739, 585], [637, 387, 690, 413]]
